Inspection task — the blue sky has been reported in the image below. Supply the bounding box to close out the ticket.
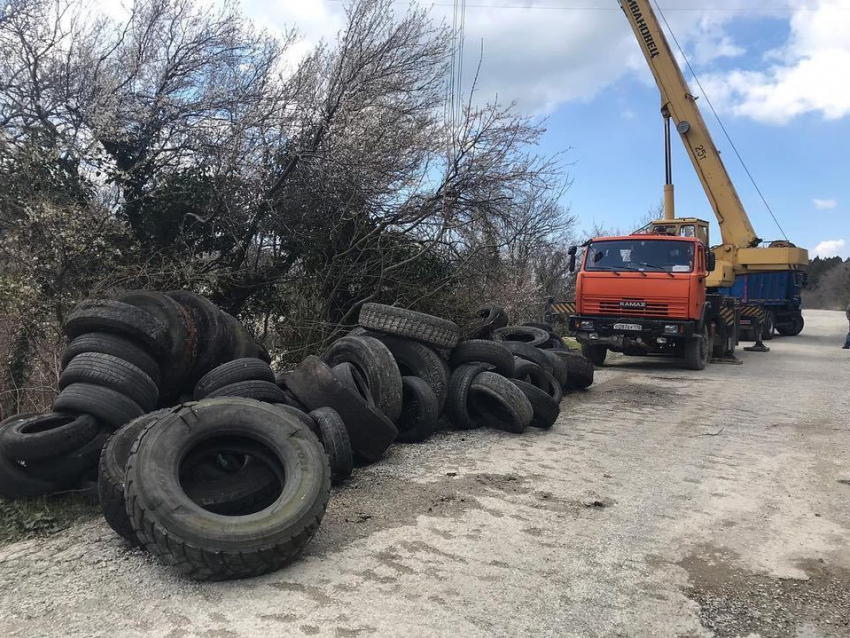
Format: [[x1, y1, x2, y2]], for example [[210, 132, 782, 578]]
[[246, 0, 850, 259]]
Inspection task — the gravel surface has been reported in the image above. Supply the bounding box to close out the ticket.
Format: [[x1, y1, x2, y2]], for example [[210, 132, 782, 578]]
[[1, 310, 848, 638]]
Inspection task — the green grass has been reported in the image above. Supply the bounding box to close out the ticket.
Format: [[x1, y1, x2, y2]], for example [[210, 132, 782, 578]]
[[0, 494, 99, 546]]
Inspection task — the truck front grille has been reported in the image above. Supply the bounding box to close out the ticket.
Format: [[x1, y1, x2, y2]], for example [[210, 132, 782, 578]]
[[584, 297, 688, 318]]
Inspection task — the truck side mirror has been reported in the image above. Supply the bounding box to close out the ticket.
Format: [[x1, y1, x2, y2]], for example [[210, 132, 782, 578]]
[[706, 252, 716, 272], [568, 246, 577, 273]]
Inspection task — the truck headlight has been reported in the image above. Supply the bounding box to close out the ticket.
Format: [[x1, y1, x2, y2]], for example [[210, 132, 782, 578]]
[[580, 320, 595, 330], [663, 325, 680, 335]]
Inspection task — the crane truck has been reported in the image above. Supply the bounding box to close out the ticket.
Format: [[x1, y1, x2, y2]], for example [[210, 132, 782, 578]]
[[563, 0, 809, 370]]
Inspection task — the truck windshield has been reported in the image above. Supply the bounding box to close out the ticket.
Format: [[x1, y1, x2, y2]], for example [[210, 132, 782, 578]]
[[584, 239, 695, 273]]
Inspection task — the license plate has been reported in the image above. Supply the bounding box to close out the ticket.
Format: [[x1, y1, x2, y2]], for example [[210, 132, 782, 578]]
[[614, 323, 642, 331]]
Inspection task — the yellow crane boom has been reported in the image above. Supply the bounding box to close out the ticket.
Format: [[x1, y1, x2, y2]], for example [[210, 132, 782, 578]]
[[619, 0, 808, 287]]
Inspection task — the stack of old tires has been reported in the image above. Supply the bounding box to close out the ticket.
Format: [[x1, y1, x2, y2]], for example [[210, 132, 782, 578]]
[[0, 291, 268, 500], [0, 296, 596, 582]]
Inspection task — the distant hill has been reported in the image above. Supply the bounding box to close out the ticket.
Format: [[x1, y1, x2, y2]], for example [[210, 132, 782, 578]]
[[803, 257, 850, 310]]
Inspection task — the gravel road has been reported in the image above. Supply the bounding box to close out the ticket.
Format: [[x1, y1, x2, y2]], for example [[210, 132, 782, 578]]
[[1, 309, 848, 638]]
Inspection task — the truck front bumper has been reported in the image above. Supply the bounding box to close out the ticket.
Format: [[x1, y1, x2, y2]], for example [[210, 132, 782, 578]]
[[570, 315, 695, 349]]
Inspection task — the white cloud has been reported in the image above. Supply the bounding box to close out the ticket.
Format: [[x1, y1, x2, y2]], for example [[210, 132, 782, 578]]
[[700, 0, 850, 124], [237, 0, 848, 124], [814, 239, 846, 258], [814, 198, 838, 210], [237, 0, 761, 115]]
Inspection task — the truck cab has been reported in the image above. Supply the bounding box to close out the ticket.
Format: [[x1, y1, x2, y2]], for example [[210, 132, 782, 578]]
[[569, 229, 720, 369]]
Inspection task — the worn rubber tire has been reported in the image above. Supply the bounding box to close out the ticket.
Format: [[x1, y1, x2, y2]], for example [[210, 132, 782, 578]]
[[119, 291, 195, 397], [331, 363, 374, 406], [368, 335, 450, 413], [0, 412, 100, 462], [206, 380, 289, 404], [62, 333, 161, 387], [512, 358, 563, 404], [64, 300, 171, 361], [321, 335, 403, 422], [0, 414, 62, 498], [492, 326, 549, 348], [444, 362, 492, 430], [542, 350, 569, 390], [510, 380, 559, 429], [125, 398, 330, 581], [53, 383, 144, 430], [449, 340, 514, 377], [502, 341, 552, 373], [358, 303, 460, 349], [396, 376, 438, 443], [581, 344, 608, 367], [468, 372, 533, 433], [166, 291, 233, 384], [283, 356, 398, 463], [310, 408, 353, 485], [537, 332, 566, 350], [98, 410, 172, 545], [59, 352, 159, 413], [222, 312, 264, 361], [26, 428, 111, 483], [777, 313, 804, 336], [550, 350, 595, 390], [272, 405, 321, 439], [464, 304, 509, 340], [193, 359, 275, 400]]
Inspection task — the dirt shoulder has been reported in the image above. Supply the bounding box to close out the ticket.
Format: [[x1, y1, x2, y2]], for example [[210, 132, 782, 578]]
[[1, 310, 848, 638]]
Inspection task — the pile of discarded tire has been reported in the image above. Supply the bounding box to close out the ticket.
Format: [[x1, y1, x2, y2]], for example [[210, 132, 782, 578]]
[[0, 295, 594, 581], [0, 291, 269, 500]]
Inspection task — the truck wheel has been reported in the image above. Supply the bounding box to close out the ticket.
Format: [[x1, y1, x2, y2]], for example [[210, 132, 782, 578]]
[[581, 344, 607, 367], [762, 312, 775, 341], [684, 325, 711, 370], [777, 313, 804, 336]]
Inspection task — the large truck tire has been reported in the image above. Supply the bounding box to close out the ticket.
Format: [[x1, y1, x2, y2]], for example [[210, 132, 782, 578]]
[[445, 362, 491, 430], [358, 303, 461, 349], [366, 335, 449, 414], [684, 325, 711, 370], [54, 383, 145, 430], [283, 356, 398, 462], [449, 339, 514, 377], [549, 351, 594, 390], [510, 379, 559, 429], [62, 333, 161, 387], [777, 312, 804, 336], [0, 412, 99, 462], [581, 344, 607, 367], [468, 372, 533, 434], [396, 376, 439, 443], [119, 291, 195, 396], [64, 300, 171, 361], [59, 352, 159, 413], [193, 358, 275, 400], [309, 407, 353, 485], [321, 336, 403, 422], [166, 291, 233, 384], [125, 398, 330, 581], [99, 411, 171, 545]]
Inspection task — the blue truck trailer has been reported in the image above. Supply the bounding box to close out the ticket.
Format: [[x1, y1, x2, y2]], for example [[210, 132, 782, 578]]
[[719, 271, 806, 339]]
